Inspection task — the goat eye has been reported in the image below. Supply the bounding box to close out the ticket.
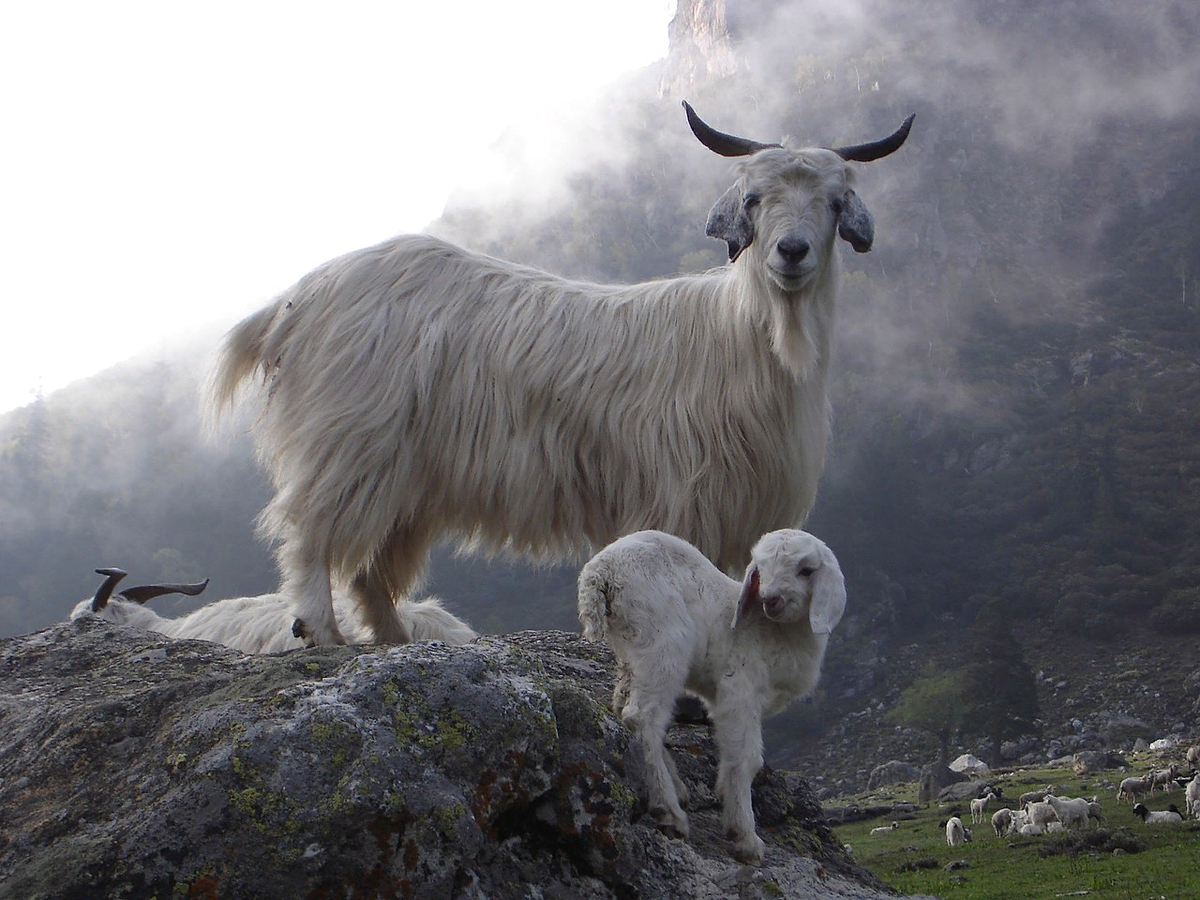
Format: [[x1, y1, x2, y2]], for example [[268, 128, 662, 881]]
[[829, 196, 844, 214], [798, 566, 816, 577], [742, 193, 761, 212]]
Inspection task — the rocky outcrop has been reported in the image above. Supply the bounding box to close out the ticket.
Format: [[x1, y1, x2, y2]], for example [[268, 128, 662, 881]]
[[658, 0, 742, 96], [0, 620, 920, 900], [868, 761, 922, 790]]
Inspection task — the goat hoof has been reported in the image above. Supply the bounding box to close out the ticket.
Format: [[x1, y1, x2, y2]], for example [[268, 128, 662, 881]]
[[292, 618, 319, 647], [650, 809, 689, 839], [292, 618, 346, 647], [732, 834, 765, 865]]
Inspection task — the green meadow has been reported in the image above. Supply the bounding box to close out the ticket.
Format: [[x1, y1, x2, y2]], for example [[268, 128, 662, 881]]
[[829, 757, 1200, 899]]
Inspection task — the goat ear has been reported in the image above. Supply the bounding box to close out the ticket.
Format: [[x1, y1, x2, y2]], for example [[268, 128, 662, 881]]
[[733, 566, 760, 627], [706, 185, 755, 262], [836, 189, 874, 253], [808, 545, 846, 634]]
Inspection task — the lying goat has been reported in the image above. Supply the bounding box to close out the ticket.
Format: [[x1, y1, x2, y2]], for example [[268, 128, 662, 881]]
[[71, 568, 477, 652], [1131, 802, 1183, 824], [577, 528, 845, 864]]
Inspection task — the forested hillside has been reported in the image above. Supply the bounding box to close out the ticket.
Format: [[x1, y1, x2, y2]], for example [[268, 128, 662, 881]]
[[2, 0, 1198, 789]]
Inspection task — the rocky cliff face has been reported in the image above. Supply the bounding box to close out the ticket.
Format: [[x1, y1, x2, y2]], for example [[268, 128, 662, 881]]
[[658, 0, 741, 97], [0, 621, 919, 900]]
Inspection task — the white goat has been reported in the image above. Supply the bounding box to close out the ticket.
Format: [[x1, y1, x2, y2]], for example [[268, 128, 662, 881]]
[[576, 528, 845, 864], [1042, 794, 1093, 830], [71, 568, 477, 653], [1150, 764, 1178, 792], [206, 104, 912, 648], [1025, 801, 1060, 831], [970, 791, 998, 824], [1131, 802, 1183, 824], [870, 821, 900, 834], [1117, 775, 1153, 804], [991, 807, 1013, 837], [1186, 773, 1200, 817], [945, 816, 970, 847]]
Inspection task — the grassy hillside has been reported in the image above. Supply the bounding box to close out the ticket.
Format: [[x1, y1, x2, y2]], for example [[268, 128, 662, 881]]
[[829, 752, 1200, 898]]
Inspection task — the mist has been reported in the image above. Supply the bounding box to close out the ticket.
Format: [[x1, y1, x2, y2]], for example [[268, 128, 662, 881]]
[[3, 0, 1199, 682]]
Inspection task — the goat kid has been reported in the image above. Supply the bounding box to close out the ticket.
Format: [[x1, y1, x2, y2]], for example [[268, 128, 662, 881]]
[[577, 528, 845, 864]]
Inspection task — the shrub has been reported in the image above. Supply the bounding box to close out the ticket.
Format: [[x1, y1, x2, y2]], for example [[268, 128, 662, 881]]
[[1148, 591, 1200, 635], [1038, 828, 1145, 858]]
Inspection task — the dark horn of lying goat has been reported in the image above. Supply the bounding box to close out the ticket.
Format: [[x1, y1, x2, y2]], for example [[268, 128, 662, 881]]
[[833, 114, 916, 162], [91, 567, 128, 612], [119, 578, 211, 604], [682, 101, 781, 158]]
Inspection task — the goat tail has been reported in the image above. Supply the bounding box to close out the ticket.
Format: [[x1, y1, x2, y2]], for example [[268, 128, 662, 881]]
[[203, 299, 284, 431], [576, 567, 614, 643]]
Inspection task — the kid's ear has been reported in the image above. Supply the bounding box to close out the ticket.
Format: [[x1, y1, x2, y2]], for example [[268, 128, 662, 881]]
[[733, 566, 760, 627], [808, 544, 846, 634]]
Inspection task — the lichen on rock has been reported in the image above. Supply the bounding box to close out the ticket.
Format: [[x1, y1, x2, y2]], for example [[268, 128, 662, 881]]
[[0, 620, 915, 899]]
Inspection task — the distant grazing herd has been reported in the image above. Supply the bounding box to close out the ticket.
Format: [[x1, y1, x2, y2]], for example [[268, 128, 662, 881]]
[[935, 759, 1200, 851]]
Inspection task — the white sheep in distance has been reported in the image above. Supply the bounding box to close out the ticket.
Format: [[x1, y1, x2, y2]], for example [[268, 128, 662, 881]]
[[1150, 764, 1179, 792], [206, 103, 912, 647], [1118, 775, 1153, 804], [1042, 794, 1095, 830], [71, 568, 477, 652], [945, 816, 970, 846], [1131, 802, 1183, 824], [1024, 800, 1060, 832], [970, 791, 998, 824], [1186, 773, 1200, 817], [991, 807, 1014, 837], [577, 528, 845, 864]]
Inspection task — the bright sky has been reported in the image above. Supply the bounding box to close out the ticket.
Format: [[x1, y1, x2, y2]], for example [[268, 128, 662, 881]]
[[0, 1, 673, 414]]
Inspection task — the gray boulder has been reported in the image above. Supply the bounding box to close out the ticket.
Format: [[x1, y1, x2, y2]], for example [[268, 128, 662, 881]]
[[1102, 714, 1154, 745], [937, 779, 998, 803], [918, 764, 966, 805], [867, 760, 922, 789], [1072, 750, 1129, 775], [0, 620, 922, 900]]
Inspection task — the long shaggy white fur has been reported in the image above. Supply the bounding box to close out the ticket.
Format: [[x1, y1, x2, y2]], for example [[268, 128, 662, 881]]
[[577, 528, 845, 864], [71, 587, 477, 653], [208, 139, 878, 647]]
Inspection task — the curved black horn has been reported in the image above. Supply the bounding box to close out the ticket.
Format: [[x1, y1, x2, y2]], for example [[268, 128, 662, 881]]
[[92, 567, 128, 612], [683, 101, 781, 158], [119, 578, 211, 605], [832, 114, 916, 162]]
